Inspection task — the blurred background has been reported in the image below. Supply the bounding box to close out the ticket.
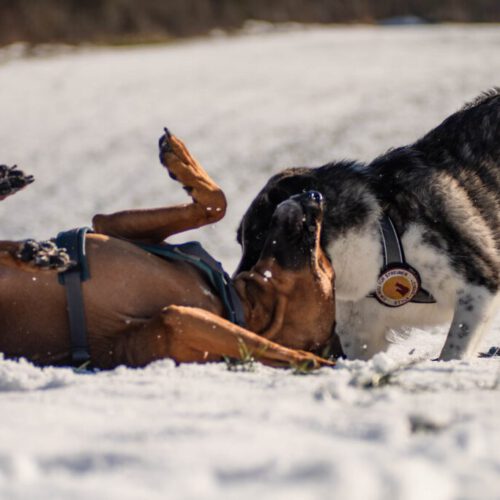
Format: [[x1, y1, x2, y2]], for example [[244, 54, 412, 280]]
[[0, 0, 499, 47], [0, 1, 498, 272]]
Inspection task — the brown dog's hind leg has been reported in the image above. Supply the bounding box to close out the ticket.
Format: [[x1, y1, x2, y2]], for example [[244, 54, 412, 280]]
[[0, 167, 72, 271], [0, 165, 34, 201], [111, 305, 334, 369], [92, 130, 226, 244]]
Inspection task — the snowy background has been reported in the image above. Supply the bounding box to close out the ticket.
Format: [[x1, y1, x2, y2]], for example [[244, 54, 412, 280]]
[[0, 25, 499, 499]]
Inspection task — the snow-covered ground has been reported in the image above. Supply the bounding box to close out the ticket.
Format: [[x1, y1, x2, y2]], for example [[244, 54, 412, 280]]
[[0, 25, 499, 500]]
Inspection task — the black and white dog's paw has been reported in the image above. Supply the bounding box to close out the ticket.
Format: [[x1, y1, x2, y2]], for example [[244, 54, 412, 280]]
[[0, 165, 34, 197], [17, 239, 74, 271], [479, 346, 500, 358]]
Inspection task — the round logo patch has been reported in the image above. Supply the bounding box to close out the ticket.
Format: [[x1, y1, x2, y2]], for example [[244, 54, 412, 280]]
[[375, 266, 420, 307]]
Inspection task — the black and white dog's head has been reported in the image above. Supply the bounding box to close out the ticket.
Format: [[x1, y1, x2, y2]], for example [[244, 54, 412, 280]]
[[235, 162, 379, 275]]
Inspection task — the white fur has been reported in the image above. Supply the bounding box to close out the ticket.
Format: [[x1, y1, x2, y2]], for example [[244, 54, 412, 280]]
[[402, 224, 462, 307], [327, 223, 382, 302], [328, 222, 498, 360], [327, 190, 382, 302], [440, 286, 499, 360]]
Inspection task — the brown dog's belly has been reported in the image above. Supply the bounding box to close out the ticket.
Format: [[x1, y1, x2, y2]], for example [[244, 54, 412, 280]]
[[0, 266, 70, 364], [0, 234, 224, 366]]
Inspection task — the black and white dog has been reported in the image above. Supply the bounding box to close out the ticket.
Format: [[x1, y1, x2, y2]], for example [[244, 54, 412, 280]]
[[236, 90, 499, 360]]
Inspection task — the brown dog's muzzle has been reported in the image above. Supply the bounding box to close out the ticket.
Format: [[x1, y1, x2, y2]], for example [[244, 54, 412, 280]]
[[258, 190, 325, 270]]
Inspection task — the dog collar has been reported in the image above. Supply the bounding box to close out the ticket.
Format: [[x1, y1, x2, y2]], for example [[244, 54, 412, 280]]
[[370, 215, 436, 307]]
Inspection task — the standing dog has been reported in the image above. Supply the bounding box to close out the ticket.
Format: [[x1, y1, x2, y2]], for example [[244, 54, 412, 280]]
[[237, 90, 499, 360], [0, 131, 335, 369]]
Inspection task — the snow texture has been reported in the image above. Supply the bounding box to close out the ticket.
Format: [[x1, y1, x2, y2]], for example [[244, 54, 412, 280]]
[[0, 25, 499, 500]]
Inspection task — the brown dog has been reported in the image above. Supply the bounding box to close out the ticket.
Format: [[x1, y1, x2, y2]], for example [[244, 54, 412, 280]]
[[0, 131, 335, 370]]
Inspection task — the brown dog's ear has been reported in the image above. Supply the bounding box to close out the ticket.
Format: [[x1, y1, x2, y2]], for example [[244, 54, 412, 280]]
[[267, 187, 288, 205], [236, 169, 317, 273], [276, 173, 316, 196]]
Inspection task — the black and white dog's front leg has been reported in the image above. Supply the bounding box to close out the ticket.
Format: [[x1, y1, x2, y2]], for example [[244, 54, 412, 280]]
[[440, 286, 499, 360]]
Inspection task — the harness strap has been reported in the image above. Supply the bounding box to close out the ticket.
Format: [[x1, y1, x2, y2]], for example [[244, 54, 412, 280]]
[[55, 229, 246, 366], [137, 241, 247, 328], [56, 228, 92, 366]]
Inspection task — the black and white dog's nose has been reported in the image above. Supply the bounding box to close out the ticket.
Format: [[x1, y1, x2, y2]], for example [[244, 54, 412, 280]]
[[307, 191, 323, 204]]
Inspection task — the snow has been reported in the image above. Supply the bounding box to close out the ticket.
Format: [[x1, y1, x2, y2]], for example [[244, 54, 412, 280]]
[[0, 25, 499, 499]]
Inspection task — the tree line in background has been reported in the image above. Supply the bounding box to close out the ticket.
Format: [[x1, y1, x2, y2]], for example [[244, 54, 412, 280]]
[[0, 0, 498, 46]]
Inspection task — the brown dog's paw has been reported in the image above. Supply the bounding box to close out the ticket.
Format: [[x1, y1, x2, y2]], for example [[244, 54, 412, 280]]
[[158, 127, 176, 177], [158, 129, 198, 187], [16, 239, 74, 271], [0, 165, 34, 199], [158, 127, 191, 182]]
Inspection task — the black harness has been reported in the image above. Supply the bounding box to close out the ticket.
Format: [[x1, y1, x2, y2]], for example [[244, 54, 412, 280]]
[[56, 228, 92, 366], [56, 228, 246, 367]]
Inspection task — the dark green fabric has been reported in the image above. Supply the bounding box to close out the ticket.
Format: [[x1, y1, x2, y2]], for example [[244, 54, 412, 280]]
[[136, 241, 246, 327]]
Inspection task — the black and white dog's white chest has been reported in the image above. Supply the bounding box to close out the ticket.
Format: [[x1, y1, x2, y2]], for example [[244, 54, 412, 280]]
[[327, 217, 498, 360]]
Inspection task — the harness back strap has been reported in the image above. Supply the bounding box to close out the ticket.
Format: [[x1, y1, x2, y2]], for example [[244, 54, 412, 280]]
[[56, 227, 92, 365]]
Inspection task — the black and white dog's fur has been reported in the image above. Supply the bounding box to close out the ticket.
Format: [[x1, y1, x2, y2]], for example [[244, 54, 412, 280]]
[[236, 90, 499, 360]]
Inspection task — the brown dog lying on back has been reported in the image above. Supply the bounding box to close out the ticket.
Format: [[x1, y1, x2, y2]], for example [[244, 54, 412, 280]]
[[0, 130, 335, 369]]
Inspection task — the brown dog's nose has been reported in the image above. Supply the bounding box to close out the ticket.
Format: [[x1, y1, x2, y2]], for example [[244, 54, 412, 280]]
[[307, 190, 322, 204], [289, 190, 323, 207]]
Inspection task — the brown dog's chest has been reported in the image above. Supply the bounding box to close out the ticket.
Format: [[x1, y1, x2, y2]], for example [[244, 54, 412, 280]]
[[0, 235, 224, 365]]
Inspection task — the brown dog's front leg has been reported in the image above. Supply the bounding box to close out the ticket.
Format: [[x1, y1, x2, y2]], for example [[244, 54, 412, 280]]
[[111, 306, 334, 369], [93, 131, 226, 244]]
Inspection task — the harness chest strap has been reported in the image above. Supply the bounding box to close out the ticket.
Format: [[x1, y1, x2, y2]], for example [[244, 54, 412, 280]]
[[56, 227, 92, 366]]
